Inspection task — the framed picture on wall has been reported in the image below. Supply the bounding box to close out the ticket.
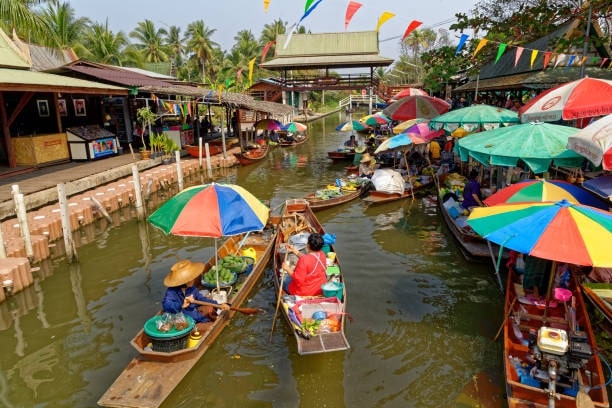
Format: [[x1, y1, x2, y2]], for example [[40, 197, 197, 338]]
[[58, 99, 68, 116], [73, 99, 86, 116], [37, 99, 50, 117]]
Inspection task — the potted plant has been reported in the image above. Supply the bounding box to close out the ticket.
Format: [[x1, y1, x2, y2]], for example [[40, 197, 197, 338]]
[[136, 107, 157, 159], [161, 134, 180, 164]]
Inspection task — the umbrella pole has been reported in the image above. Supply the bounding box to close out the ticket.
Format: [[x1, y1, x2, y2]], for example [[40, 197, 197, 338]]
[[543, 261, 557, 323], [487, 241, 504, 291], [215, 239, 220, 293]]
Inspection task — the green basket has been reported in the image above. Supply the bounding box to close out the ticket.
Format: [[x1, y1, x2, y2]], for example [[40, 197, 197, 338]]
[[201, 271, 237, 289], [143, 314, 194, 339]]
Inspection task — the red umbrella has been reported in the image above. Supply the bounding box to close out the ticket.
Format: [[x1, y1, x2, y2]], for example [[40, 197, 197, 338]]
[[382, 95, 450, 121], [519, 77, 612, 123], [391, 88, 428, 100]]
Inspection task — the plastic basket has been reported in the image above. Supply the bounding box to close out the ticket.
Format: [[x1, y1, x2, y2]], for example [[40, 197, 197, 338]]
[[202, 271, 237, 289], [150, 333, 189, 352]]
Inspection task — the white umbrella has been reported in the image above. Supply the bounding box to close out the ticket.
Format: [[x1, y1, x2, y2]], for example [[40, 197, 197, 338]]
[[567, 114, 612, 171]]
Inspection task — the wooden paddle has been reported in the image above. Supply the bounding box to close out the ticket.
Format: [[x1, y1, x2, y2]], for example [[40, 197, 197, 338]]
[[190, 299, 261, 315], [269, 250, 289, 342], [493, 297, 517, 342], [577, 370, 594, 408]]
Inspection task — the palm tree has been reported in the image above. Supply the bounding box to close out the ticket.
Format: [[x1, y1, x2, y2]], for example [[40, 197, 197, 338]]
[[184, 20, 219, 84], [38, 1, 90, 52], [259, 18, 286, 60], [164, 25, 184, 75], [129, 19, 169, 63], [0, 0, 48, 41], [81, 20, 129, 66]]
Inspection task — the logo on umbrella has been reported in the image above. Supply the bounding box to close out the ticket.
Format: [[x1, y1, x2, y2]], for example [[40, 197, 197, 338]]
[[542, 96, 562, 111]]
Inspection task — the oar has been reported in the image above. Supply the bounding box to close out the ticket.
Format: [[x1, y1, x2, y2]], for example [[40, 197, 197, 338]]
[[493, 297, 517, 342], [269, 250, 288, 342], [577, 370, 594, 408], [190, 299, 261, 315]]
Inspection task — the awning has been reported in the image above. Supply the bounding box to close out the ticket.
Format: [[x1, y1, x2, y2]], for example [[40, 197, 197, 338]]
[[0, 68, 127, 95]]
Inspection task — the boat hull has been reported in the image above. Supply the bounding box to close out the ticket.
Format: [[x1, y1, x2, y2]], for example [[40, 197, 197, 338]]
[[273, 199, 350, 355], [184, 143, 223, 158], [327, 151, 355, 162], [234, 144, 269, 166], [362, 180, 434, 205], [303, 187, 361, 211], [98, 230, 277, 408]]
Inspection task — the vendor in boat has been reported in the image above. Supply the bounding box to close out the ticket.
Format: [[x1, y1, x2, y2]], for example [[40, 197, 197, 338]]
[[281, 233, 328, 296], [461, 169, 485, 209], [162, 260, 230, 330], [359, 153, 376, 178], [344, 134, 358, 148]]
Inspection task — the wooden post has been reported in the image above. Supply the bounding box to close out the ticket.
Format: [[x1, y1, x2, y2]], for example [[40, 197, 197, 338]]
[[131, 165, 145, 221], [57, 183, 77, 263], [12, 185, 34, 261], [175, 150, 183, 191], [0, 223, 6, 259], [204, 143, 212, 178], [198, 137, 203, 168]]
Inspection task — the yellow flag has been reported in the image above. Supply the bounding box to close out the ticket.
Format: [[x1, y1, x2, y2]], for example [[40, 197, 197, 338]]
[[218, 85, 223, 103], [263, 0, 270, 11], [376, 11, 395, 32], [248, 57, 256, 84], [473, 39, 488, 57], [530, 49, 539, 69]]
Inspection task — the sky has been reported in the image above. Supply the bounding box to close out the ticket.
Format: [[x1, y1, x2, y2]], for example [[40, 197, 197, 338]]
[[66, 0, 478, 61]]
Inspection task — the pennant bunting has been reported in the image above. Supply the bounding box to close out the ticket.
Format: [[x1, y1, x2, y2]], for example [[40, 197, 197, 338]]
[[236, 68, 243, 82], [542, 51, 551, 70], [283, 23, 296, 49], [530, 49, 538, 69], [473, 39, 488, 57], [261, 40, 275, 63], [263, 0, 270, 11], [304, 0, 315, 12], [401, 20, 422, 41], [601, 58, 609, 68], [580, 56, 588, 66], [300, 0, 322, 23], [494, 43, 507, 63], [455, 34, 469, 56], [567, 55, 576, 67], [345, 1, 362, 30], [248, 57, 256, 83], [514, 47, 523, 67], [217, 85, 223, 103], [376, 11, 395, 32], [554, 53, 566, 68]]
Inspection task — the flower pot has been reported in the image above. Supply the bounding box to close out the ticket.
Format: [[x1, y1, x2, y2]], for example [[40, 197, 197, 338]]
[[140, 150, 151, 160]]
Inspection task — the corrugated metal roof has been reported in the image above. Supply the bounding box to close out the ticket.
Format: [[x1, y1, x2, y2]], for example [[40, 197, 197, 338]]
[[28, 44, 78, 71], [122, 66, 175, 80], [261, 31, 393, 71], [0, 28, 30, 69], [66, 65, 174, 87], [0, 68, 127, 94]]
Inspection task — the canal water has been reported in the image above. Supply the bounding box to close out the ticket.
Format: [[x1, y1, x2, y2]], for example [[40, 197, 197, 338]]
[[0, 112, 507, 407]]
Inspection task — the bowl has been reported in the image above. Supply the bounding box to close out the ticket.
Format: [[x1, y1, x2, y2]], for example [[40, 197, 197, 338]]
[[312, 310, 327, 321], [554, 287, 572, 302]]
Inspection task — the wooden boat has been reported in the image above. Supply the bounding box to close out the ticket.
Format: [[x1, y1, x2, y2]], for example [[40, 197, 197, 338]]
[[278, 132, 309, 147], [303, 183, 362, 211], [233, 144, 269, 166], [273, 199, 350, 355], [581, 282, 612, 324], [327, 149, 355, 162], [98, 228, 277, 408], [503, 266, 609, 408], [184, 143, 223, 158], [361, 176, 435, 205]]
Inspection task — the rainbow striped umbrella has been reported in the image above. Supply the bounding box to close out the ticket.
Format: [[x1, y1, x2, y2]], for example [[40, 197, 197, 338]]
[[483, 179, 608, 210], [148, 183, 269, 237], [467, 199, 612, 266]]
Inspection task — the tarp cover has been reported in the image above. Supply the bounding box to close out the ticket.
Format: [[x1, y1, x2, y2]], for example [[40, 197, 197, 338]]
[[371, 169, 405, 194]]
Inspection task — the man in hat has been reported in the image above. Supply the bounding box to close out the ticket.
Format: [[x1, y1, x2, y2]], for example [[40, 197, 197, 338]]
[[162, 260, 230, 330], [359, 152, 376, 178]]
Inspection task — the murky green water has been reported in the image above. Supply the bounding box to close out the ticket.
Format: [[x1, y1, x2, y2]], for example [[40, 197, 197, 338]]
[[0, 112, 507, 407]]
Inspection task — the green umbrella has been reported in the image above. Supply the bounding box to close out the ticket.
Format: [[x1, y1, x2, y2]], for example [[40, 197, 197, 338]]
[[429, 104, 519, 133], [456, 122, 584, 174]]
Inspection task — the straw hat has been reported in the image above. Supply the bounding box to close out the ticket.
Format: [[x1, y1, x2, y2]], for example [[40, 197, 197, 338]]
[[360, 153, 373, 163], [164, 260, 204, 287]]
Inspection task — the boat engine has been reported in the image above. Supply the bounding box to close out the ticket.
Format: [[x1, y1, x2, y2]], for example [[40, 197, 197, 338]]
[[527, 327, 593, 393]]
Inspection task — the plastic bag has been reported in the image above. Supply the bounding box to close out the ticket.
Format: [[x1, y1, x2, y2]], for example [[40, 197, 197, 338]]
[[323, 233, 336, 245], [157, 312, 173, 332], [173, 312, 189, 331]]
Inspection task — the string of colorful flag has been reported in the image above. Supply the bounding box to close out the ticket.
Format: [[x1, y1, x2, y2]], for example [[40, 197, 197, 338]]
[[150, 94, 195, 116], [455, 33, 611, 70]]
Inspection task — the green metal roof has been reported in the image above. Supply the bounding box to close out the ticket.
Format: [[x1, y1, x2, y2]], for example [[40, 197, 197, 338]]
[[0, 68, 128, 94], [0, 28, 30, 69], [261, 31, 393, 71]]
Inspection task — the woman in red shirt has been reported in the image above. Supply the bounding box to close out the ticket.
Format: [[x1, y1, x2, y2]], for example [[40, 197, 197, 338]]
[[282, 233, 328, 296]]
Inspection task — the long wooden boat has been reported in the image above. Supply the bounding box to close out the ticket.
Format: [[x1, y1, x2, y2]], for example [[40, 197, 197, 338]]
[[184, 143, 223, 158], [278, 133, 309, 147], [503, 266, 609, 407], [581, 282, 612, 324], [273, 199, 350, 355], [327, 150, 355, 163], [98, 229, 277, 408], [303, 182, 362, 211], [233, 144, 269, 166], [362, 177, 435, 205]]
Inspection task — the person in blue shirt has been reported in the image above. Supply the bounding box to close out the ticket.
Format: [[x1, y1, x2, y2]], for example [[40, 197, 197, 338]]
[[461, 169, 485, 209], [162, 260, 230, 330]]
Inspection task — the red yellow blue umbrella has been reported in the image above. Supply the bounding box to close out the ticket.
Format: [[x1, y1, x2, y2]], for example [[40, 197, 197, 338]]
[[254, 118, 283, 131], [483, 179, 608, 210], [467, 199, 612, 266], [148, 183, 269, 237]]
